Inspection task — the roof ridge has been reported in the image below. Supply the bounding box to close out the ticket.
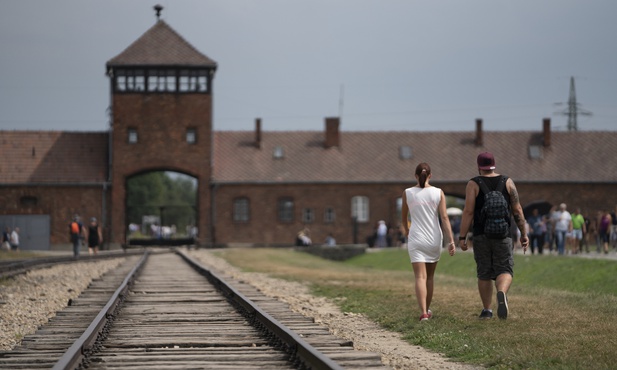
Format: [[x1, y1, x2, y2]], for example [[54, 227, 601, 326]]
[[106, 20, 216, 67]]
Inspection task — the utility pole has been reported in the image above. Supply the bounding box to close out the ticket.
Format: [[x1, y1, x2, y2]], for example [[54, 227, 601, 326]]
[[555, 76, 592, 131]]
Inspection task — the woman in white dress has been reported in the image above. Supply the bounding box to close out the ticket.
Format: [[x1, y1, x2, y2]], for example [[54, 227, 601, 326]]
[[401, 163, 456, 321]]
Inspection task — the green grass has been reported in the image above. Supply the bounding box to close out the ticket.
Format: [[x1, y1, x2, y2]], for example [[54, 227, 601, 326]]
[[214, 248, 617, 369]]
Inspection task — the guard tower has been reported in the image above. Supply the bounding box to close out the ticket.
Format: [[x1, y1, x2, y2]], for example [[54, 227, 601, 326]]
[[106, 7, 217, 245]]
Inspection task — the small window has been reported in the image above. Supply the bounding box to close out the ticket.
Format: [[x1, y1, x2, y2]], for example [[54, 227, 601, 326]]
[[115, 69, 145, 92], [20, 196, 38, 207], [273, 146, 284, 159], [351, 196, 369, 223], [529, 145, 542, 159], [233, 197, 250, 222], [302, 208, 315, 223], [179, 70, 209, 92], [186, 128, 196, 144], [128, 128, 138, 144], [399, 146, 413, 159], [324, 207, 336, 223], [278, 198, 294, 222]]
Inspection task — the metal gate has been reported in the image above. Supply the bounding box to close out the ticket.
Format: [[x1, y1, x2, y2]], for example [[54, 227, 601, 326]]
[[0, 215, 50, 251]]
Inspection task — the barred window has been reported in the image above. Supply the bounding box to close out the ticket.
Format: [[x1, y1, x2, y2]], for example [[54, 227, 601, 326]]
[[351, 196, 369, 223], [233, 198, 250, 222], [278, 198, 294, 222], [302, 208, 315, 223], [324, 207, 335, 223]]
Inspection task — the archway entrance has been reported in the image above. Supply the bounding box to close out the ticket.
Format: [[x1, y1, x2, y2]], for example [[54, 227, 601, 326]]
[[126, 171, 198, 246]]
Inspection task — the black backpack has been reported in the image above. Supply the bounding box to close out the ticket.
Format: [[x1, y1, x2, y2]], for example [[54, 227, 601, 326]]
[[475, 176, 510, 239]]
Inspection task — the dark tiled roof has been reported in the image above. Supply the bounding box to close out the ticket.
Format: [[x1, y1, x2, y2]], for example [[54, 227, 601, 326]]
[[0, 131, 108, 184], [212, 130, 617, 184], [106, 20, 217, 68], [3, 129, 615, 185]]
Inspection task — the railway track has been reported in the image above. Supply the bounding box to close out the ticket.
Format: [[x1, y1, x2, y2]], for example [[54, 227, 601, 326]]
[[0, 250, 144, 280], [0, 250, 387, 369]]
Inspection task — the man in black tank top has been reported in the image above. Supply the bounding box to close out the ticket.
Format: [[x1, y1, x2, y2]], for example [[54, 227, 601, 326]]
[[457, 152, 529, 320]]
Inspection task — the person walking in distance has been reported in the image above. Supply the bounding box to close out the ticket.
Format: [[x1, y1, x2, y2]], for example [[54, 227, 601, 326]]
[[570, 208, 586, 254], [69, 215, 83, 257], [84, 217, 103, 255], [554, 203, 572, 255], [458, 152, 529, 320], [526, 208, 544, 255], [401, 163, 456, 322], [9, 227, 20, 252]]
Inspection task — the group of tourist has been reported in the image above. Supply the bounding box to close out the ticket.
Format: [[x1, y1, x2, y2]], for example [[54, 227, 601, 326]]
[[526, 204, 617, 255]]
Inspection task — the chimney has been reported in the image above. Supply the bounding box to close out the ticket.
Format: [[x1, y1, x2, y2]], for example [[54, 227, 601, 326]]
[[475, 118, 483, 146], [324, 117, 340, 148], [255, 118, 261, 149], [543, 118, 551, 147]]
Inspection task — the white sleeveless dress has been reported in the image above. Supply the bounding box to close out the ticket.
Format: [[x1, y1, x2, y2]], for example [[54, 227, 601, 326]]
[[405, 186, 443, 263]]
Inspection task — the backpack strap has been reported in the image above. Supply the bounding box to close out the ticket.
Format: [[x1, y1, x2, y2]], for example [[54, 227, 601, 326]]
[[474, 176, 508, 194], [474, 176, 491, 195], [495, 176, 508, 193]]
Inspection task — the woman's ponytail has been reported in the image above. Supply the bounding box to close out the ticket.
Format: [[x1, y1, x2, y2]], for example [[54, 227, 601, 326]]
[[415, 162, 431, 188]]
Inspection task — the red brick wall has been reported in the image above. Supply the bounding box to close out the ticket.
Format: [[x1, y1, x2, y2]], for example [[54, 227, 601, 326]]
[[213, 183, 422, 246], [110, 93, 212, 244], [1, 180, 614, 248], [212, 182, 617, 246]]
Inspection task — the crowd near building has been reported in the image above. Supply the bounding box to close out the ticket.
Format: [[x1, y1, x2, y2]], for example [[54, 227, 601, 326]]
[[1, 15, 617, 251]]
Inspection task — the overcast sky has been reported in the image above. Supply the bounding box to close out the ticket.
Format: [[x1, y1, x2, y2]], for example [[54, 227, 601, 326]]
[[1, 0, 616, 133]]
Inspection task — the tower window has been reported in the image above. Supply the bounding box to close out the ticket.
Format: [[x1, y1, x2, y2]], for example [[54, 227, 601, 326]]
[[179, 70, 208, 92], [147, 69, 177, 92], [128, 128, 138, 144], [111, 67, 211, 94], [115, 69, 145, 92], [186, 128, 197, 144]]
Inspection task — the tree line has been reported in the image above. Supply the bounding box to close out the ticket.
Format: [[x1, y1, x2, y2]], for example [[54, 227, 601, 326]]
[[126, 172, 197, 237]]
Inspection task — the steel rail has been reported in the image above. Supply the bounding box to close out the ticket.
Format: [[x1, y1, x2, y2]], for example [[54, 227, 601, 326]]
[[177, 250, 345, 370], [0, 249, 145, 279], [51, 250, 149, 370]]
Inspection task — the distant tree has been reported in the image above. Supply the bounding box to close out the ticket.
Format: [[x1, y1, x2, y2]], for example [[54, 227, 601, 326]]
[[126, 172, 197, 236]]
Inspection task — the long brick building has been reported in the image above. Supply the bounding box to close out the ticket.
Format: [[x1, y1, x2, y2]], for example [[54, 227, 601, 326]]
[[1, 19, 616, 250]]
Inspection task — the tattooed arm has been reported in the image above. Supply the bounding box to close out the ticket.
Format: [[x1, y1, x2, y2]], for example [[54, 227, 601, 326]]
[[508, 178, 529, 252]]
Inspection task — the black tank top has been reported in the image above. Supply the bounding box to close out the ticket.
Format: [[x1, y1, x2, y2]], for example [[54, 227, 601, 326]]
[[472, 175, 511, 237]]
